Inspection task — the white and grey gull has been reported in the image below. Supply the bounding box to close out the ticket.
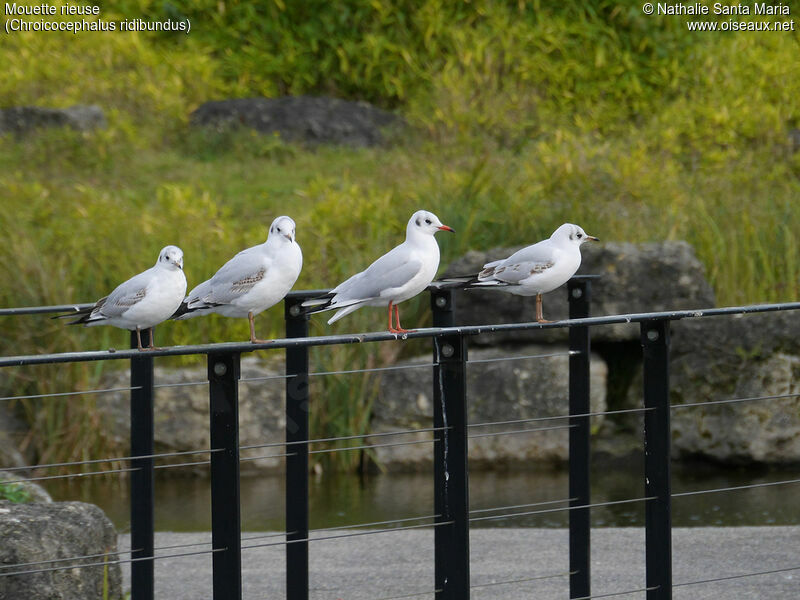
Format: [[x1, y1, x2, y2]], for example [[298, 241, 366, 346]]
[[171, 215, 302, 343], [438, 223, 597, 323], [56, 245, 187, 350], [302, 210, 454, 333]]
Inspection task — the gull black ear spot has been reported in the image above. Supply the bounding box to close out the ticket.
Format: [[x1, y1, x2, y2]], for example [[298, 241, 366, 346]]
[[416, 217, 421, 226]]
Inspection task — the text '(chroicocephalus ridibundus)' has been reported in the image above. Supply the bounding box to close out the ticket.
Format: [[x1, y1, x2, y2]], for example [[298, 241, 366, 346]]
[[56, 245, 187, 351], [302, 210, 454, 333], [443, 223, 597, 323], [171, 216, 302, 343]]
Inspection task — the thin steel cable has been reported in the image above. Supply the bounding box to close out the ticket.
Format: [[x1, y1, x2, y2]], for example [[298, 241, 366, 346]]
[[673, 564, 800, 587], [153, 460, 210, 471], [672, 477, 800, 497], [309, 437, 439, 455], [469, 497, 575, 515], [0, 547, 224, 578], [239, 374, 294, 383], [468, 406, 655, 430], [241, 520, 454, 551], [315, 514, 440, 533], [571, 586, 659, 600], [469, 571, 575, 589], [672, 392, 800, 410], [468, 423, 574, 439], [240, 361, 437, 384], [0, 547, 138, 571], [466, 350, 578, 365], [154, 380, 208, 389], [308, 362, 437, 378], [0, 386, 139, 402], [1, 466, 137, 485], [239, 452, 294, 462], [240, 426, 446, 451], [2, 447, 221, 473], [373, 588, 444, 600], [241, 515, 441, 545], [469, 496, 656, 523], [241, 531, 296, 543]]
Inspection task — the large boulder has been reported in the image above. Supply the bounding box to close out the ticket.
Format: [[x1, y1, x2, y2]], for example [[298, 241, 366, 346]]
[[0, 105, 106, 135], [372, 344, 607, 470], [442, 241, 715, 344], [0, 501, 122, 600], [625, 311, 800, 464], [190, 96, 401, 147], [98, 357, 285, 473]]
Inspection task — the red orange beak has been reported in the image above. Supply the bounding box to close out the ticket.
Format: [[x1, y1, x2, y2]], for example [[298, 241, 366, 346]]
[[438, 225, 455, 233]]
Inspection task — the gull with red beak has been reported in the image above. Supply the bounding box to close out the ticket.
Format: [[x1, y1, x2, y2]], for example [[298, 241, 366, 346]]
[[303, 210, 455, 333], [172, 215, 302, 343]]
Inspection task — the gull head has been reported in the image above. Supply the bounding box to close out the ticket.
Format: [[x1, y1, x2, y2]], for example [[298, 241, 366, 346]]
[[551, 223, 598, 247], [407, 210, 455, 238], [268, 215, 297, 244], [158, 245, 184, 270]]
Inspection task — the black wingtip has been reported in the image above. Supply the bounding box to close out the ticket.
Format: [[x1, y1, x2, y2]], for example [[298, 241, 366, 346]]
[[52, 306, 92, 325], [170, 302, 191, 320]]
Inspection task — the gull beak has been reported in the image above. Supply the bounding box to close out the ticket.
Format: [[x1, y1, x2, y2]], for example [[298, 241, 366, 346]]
[[438, 225, 455, 233], [284, 233, 294, 243], [586, 235, 599, 242], [177, 257, 184, 270]]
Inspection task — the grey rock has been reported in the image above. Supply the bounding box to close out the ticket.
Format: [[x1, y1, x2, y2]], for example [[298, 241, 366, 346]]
[[372, 344, 607, 470], [98, 357, 285, 473], [0, 501, 121, 600], [442, 240, 715, 344], [0, 105, 106, 135], [190, 96, 400, 147], [627, 312, 800, 463], [0, 471, 52, 503]]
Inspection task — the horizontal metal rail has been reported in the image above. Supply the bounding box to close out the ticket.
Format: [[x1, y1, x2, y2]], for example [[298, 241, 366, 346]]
[[4, 301, 800, 367]]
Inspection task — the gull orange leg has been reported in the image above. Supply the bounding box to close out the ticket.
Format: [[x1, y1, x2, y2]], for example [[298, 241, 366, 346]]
[[536, 294, 552, 324], [249, 311, 271, 344], [135, 327, 145, 351], [390, 303, 414, 334], [146, 327, 162, 351]]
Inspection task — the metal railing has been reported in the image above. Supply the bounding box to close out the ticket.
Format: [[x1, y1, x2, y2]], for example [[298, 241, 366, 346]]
[[2, 277, 800, 599]]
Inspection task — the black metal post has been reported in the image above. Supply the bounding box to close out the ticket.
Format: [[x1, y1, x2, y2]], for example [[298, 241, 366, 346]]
[[208, 351, 242, 600], [432, 288, 469, 600], [130, 328, 154, 600], [568, 279, 592, 599], [285, 297, 310, 600], [641, 319, 672, 600], [431, 289, 455, 328]]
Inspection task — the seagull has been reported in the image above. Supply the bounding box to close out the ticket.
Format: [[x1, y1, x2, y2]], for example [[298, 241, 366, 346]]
[[56, 245, 187, 351], [302, 210, 454, 333], [441, 223, 597, 323], [171, 215, 302, 343]]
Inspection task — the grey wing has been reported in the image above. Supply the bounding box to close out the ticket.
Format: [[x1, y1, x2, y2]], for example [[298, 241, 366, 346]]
[[479, 240, 555, 284], [195, 248, 268, 305], [97, 270, 152, 317], [334, 246, 423, 302]]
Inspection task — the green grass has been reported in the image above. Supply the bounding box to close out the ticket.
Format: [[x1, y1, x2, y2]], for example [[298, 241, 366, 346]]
[[1, 1, 799, 470], [0, 481, 34, 503]]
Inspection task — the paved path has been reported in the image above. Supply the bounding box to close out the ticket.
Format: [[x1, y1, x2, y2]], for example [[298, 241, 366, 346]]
[[120, 527, 800, 599]]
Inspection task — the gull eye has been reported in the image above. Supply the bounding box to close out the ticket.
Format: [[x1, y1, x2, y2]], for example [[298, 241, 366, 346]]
[[425, 218, 432, 225], [577, 233, 583, 239]]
